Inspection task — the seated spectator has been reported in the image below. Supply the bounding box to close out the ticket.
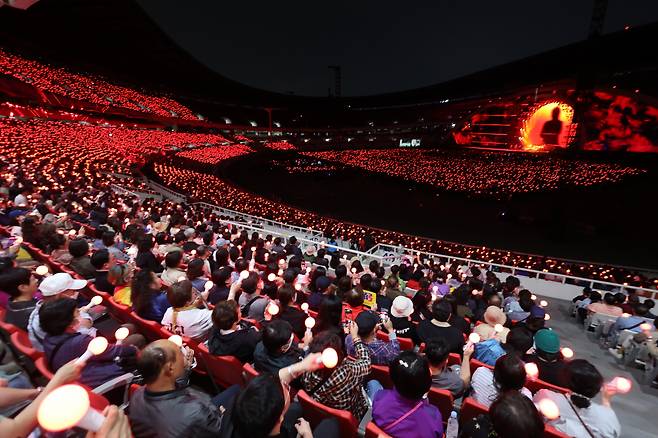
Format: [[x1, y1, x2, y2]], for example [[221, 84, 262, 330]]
[[68, 238, 96, 279], [389, 296, 420, 345], [161, 280, 213, 341], [470, 353, 532, 408], [588, 293, 623, 317], [342, 288, 367, 322], [614, 292, 634, 315], [610, 303, 652, 336], [223, 353, 337, 438], [504, 326, 535, 358], [208, 300, 261, 363], [136, 237, 164, 273], [311, 294, 344, 341], [372, 351, 443, 438], [182, 228, 198, 252], [417, 300, 464, 354], [186, 258, 208, 293], [410, 289, 432, 322], [130, 339, 239, 438], [253, 319, 304, 373], [237, 272, 270, 321], [273, 284, 306, 340], [40, 298, 140, 388], [515, 305, 547, 334], [578, 291, 601, 323], [307, 276, 333, 311], [108, 263, 133, 306], [572, 286, 592, 305], [0, 268, 37, 330], [474, 306, 510, 343], [28, 273, 93, 351], [425, 338, 473, 398], [525, 329, 568, 387], [384, 276, 403, 301], [49, 233, 73, 265], [161, 251, 186, 287], [346, 311, 399, 365], [90, 248, 114, 294], [131, 269, 170, 322], [101, 231, 128, 262], [507, 289, 534, 321], [534, 359, 621, 438], [370, 278, 392, 313], [207, 266, 232, 304], [302, 325, 371, 419], [460, 391, 545, 438]]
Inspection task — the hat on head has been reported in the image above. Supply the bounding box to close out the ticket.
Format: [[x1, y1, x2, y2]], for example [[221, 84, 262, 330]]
[[183, 228, 195, 238], [355, 311, 380, 337], [391, 296, 413, 318], [305, 245, 316, 256], [534, 329, 560, 353], [484, 306, 507, 326], [530, 305, 546, 319], [315, 276, 332, 293], [216, 238, 228, 248], [39, 273, 87, 297]]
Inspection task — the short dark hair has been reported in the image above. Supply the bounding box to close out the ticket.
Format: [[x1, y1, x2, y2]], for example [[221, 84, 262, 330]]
[[493, 353, 526, 392], [565, 359, 603, 409], [241, 272, 260, 294], [359, 273, 373, 291], [489, 391, 545, 438], [431, 300, 452, 322], [138, 344, 175, 385], [0, 268, 31, 298], [233, 374, 285, 437], [424, 338, 450, 367], [165, 251, 183, 268], [213, 300, 239, 330], [505, 327, 534, 355], [603, 293, 616, 306], [277, 284, 295, 307], [262, 320, 293, 355], [68, 238, 89, 258], [90, 249, 110, 269], [345, 289, 364, 307], [308, 331, 344, 375], [167, 280, 193, 308], [186, 258, 205, 280], [390, 351, 432, 399], [101, 231, 116, 247], [39, 298, 78, 336], [211, 266, 232, 285]]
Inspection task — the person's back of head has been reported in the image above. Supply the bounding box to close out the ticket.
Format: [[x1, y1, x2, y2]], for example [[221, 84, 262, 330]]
[[424, 338, 450, 368], [334, 264, 347, 279], [589, 291, 602, 303], [369, 278, 383, 294], [90, 249, 110, 270], [489, 391, 544, 438], [431, 300, 452, 322], [234, 258, 249, 274], [317, 295, 342, 330], [186, 258, 205, 280], [137, 340, 181, 385], [241, 272, 261, 295], [165, 251, 183, 269], [359, 273, 373, 291], [345, 288, 364, 308], [167, 280, 193, 308], [336, 276, 352, 295], [101, 231, 116, 248], [0, 267, 32, 298], [68, 238, 89, 258], [213, 300, 240, 330], [108, 264, 131, 287], [565, 359, 602, 409], [418, 277, 430, 292], [211, 266, 232, 286], [262, 319, 293, 356], [39, 297, 77, 336], [493, 353, 526, 392], [634, 303, 649, 317], [603, 293, 616, 306], [390, 351, 432, 400], [233, 373, 286, 437], [277, 284, 296, 308], [505, 327, 534, 355], [369, 260, 379, 274]]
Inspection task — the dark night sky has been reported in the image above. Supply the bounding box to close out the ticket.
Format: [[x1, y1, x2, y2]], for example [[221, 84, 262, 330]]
[[136, 1, 658, 97]]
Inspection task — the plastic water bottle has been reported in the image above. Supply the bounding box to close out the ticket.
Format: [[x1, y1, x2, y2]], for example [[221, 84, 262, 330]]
[[446, 411, 459, 438]]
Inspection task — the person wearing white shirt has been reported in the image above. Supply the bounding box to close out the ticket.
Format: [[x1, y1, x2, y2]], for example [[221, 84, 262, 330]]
[[534, 359, 621, 438], [470, 353, 532, 408], [161, 280, 213, 342]]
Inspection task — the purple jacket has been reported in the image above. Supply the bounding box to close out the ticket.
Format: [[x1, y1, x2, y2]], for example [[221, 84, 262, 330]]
[[43, 332, 136, 388], [372, 389, 443, 438]]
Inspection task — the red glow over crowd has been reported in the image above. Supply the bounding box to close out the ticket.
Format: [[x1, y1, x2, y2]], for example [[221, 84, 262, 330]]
[[301, 149, 646, 197], [175, 144, 254, 165], [263, 140, 297, 151], [0, 49, 197, 120]]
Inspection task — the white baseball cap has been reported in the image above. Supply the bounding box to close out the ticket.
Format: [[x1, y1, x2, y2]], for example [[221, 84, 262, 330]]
[[391, 296, 414, 318], [39, 273, 88, 297]]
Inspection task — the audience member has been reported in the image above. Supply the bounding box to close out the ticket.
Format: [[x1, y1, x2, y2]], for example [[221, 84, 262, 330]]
[[470, 353, 531, 408], [417, 300, 464, 354], [346, 311, 399, 365], [424, 338, 473, 398], [253, 319, 304, 374], [161, 280, 213, 341], [208, 300, 261, 363], [131, 269, 169, 322], [0, 268, 37, 330]]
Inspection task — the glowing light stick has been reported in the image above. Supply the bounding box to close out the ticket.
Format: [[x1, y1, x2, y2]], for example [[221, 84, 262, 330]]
[[447, 274, 452, 280], [267, 273, 276, 282], [351, 268, 357, 274], [15, 236, 22, 244], [68, 230, 77, 237], [204, 281, 214, 291], [607, 377, 632, 394], [560, 347, 574, 359], [81, 295, 103, 312], [433, 286, 438, 293], [75, 337, 108, 364], [168, 335, 183, 347], [531, 294, 537, 301], [525, 362, 539, 380], [277, 269, 284, 276], [294, 283, 302, 291], [239, 270, 249, 280], [301, 302, 309, 312], [37, 384, 105, 432], [305, 316, 316, 330], [621, 313, 631, 318], [640, 323, 652, 332], [267, 302, 280, 316], [318, 348, 338, 368], [544, 313, 551, 321], [114, 327, 129, 345], [36, 265, 49, 276], [464, 332, 480, 351], [540, 300, 548, 307], [537, 398, 560, 420], [494, 324, 504, 333]]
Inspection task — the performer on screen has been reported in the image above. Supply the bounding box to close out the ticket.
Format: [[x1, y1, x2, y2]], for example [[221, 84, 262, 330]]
[[540, 106, 563, 146]]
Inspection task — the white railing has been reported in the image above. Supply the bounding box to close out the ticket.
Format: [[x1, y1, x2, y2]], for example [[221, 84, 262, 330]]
[[147, 180, 187, 203]]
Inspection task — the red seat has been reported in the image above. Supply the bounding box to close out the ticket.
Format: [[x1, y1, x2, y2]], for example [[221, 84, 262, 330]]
[[242, 362, 259, 383], [34, 356, 54, 380], [368, 363, 394, 389], [376, 331, 414, 351], [525, 377, 570, 395], [459, 397, 489, 426], [469, 358, 493, 375], [10, 330, 41, 360], [365, 421, 392, 438], [195, 343, 244, 388], [545, 425, 571, 438], [447, 353, 460, 367], [0, 308, 19, 335], [427, 387, 454, 422], [130, 311, 165, 341], [105, 297, 132, 323], [297, 389, 359, 438]]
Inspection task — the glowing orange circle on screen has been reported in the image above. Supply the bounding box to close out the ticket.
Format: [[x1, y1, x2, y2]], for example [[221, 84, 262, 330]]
[[520, 102, 574, 151]]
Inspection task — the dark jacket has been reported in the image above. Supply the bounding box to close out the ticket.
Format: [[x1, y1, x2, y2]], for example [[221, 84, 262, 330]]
[[275, 306, 307, 340], [93, 270, 114, 294], [136, 251, 163, 273], [253, 341, 303, 374], [134, 292, 170, 322], [208, 285, 229, 305], [70, 256, 97, 279], [129, 386, 223, 438], [207, 327, 261, 363], [43, 332, 136, 388]]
